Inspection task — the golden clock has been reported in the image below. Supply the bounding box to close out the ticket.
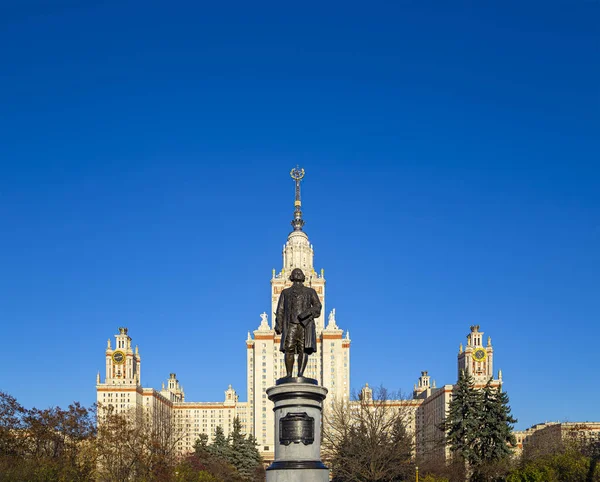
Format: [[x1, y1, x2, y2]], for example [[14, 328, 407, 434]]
[[473, 348, 487, 362], [112, 350, 125, 364]]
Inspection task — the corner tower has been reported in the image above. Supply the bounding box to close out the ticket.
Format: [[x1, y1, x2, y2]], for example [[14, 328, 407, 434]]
[[103, 327, 141, 386], [97, 327, 143, 417], [457, 325, 501, 388]]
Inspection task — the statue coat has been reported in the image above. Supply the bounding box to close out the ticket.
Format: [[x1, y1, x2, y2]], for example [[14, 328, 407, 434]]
[[275, 284, 322, 354]]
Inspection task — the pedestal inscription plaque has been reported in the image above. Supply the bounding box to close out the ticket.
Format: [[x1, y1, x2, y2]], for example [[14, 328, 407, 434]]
[[279, 412, 314, 446]]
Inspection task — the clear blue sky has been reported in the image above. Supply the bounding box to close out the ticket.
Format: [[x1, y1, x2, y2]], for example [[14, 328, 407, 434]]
[[0, 0, 598, 430]]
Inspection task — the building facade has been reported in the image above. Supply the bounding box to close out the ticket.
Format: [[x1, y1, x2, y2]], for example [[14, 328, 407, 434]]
[[96, 170, 522, 465]]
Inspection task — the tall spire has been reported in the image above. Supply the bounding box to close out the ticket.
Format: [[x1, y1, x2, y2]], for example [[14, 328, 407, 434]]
[[290, 166, 305, 231]]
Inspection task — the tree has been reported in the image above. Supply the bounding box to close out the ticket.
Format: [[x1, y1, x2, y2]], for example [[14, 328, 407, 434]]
[[0, 391, 26, 459], [95, 403, 186, 482], [578, 431, 600, 482], [243, 434, 266, 482], [145, 405, 187, 481], [445, 372, 518, 481], [476, 378, 517, 463], [228, 417, 246, 474], [191, 420, 264, 482], [207, 425, 231, 461], [189, 426, 246, 482], [174, 454, 222, 482], [194, 432, 209, 455], [323, 386, 415, 481], [445, 370, 482, 469], [226, 417, 264, 481], [95, 405, 144, 481], [510, 424, 600, 482], [506, 450, 596, 482], [0, 394, 97, 482]]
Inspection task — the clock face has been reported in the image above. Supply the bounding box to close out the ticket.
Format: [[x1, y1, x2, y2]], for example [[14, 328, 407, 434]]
[[112, 351, 125, 364], [473, 348, 487, 362]]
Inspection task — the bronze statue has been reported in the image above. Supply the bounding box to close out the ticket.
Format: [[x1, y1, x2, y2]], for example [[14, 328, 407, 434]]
[[274, 268, 322, 379]]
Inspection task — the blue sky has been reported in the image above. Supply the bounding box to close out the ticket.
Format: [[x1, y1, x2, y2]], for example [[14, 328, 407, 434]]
[[0, 0, 598, 430]]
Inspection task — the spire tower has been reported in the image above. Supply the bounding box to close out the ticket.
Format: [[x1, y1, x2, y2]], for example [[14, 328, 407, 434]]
[[290, 166, 305, 231]]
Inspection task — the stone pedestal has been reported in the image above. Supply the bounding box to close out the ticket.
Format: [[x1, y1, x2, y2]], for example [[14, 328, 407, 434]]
[[266, 379, 329, 482]]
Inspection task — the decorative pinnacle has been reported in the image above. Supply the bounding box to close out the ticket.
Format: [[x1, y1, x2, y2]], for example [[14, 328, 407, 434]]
[[290, 166, 305, 231]]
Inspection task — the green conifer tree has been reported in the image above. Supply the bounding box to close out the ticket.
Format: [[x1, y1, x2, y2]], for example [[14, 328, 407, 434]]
[[194, 433, 209, 456], [445, 369, 482, 468], [228, 417, 250, 478], [227, 417, 263, 481], [446, 373, 518, 480], [208, 425, 231, 461], [477, 378, 517, 463], [243, 433, 264, 480]]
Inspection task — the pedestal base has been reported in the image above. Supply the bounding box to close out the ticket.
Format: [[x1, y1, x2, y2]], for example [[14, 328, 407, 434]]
[[266, 382, 329, 482], [266, 467, 329, 482]]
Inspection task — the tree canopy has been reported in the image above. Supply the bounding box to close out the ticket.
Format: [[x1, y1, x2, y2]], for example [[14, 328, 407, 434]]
[[323, 386, 415, 482], [444, 371, 517, 481], [0, 391, 264, 482], [190, 418, 264, 482]]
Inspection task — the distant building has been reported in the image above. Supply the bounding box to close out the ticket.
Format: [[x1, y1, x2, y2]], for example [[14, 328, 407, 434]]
[[354, 383, 421, 450], [515, 422, 600, 458], [411, 325, 503, 464], [512, 422, 557, 457], [96, 327, 248, 454]]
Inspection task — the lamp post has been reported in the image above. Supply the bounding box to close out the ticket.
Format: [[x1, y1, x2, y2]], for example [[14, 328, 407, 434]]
[[415, 465, 419, 482]]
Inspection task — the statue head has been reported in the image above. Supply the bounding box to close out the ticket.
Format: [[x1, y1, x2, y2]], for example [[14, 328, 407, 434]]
[[289, 268, 305, 283]]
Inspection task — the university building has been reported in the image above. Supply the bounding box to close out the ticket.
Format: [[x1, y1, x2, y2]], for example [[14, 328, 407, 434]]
[[96, 169, 524, 465], [96, 168, 350, 458]]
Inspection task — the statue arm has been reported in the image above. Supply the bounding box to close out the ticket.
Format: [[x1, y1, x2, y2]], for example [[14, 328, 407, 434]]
[[311, 289, 322, 318], [299, 288, 322, 320]]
